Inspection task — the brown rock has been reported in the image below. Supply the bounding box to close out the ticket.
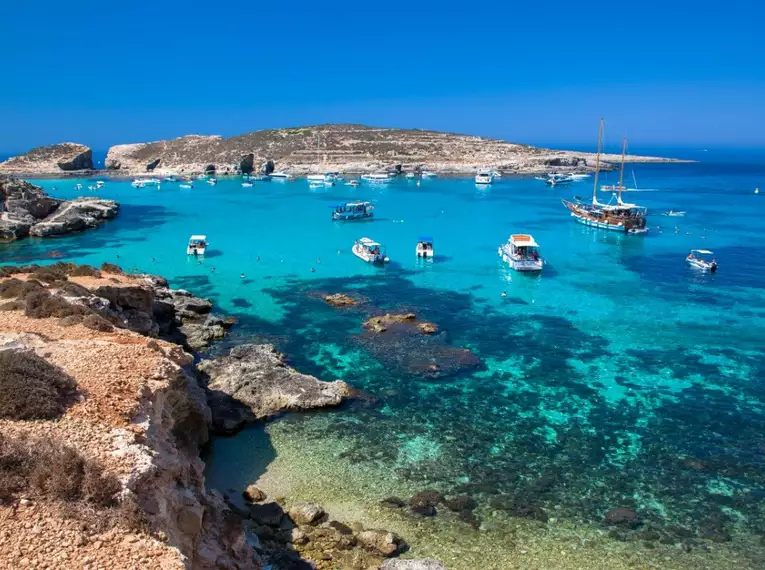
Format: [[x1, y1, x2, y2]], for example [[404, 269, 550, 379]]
[[357, 529, 401, 557], [323, 293, 358, 307], [242, 485, 267, 503], [288, 502, 325, 526]]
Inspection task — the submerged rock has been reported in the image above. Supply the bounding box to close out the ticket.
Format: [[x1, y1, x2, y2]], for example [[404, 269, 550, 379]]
[[380, 496, 407, 509], [243, 485, 267, 503], [198, 343, 352, 433], [323, 293, 359, 307], [357, 529, 402, 557], [248, 502, 285, 527], [380, 560, 446, 570], [362, 312, 418, 333], [604, 507, 641, 528], [288, 501, 326, 526]]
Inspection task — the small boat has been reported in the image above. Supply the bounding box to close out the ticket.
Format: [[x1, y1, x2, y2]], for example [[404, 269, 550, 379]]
[[309, 181, 324, 189], [345, 180, 360, 187], [87, 184, 98, 191], [74, 184, 83, 190], [180, 183, 193, 189], [163, 176, 177, 183], [415, 237, 434, 258], [187, 235, 208, 256], [545, 173, 574, 186], [361, 173, 392, 183], [475, 169, 494, 185], [307, 173, 328, 183], [250, 174, 272, 182], [352, 237, 389, 264], [662, 210, 686, 217], [241, 182, 253, 188], [331, 201, 374, 221], [207, 178, 217, 185], [270, 171, 294, 180], [131, 178, 160, 188], [95, 180, 105, 188], [421, 171, 437, 178], [196, 174, 207, 180], [406, 172, 416, 179], [686, 249, 717, 272], [498, 234, 543, 271]]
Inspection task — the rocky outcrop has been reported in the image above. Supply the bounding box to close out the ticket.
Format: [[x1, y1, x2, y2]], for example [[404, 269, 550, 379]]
[[0, 143, 93, 174], [362, 313, 438, 334], [240, 153, 255, 174], [324, 293, 360, 307], [0, 177, 117, 242], [198, 344, 352, 433], [99, 124, 686, 176]]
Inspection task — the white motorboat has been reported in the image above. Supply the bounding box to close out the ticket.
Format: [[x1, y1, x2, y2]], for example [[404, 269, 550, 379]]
[[187, 235, 208, 256], [307, 173, 327, 183], [87, 184, 98, 191], [663, 209, 686, 217], [345, 180, 360, 187], [415, 237, 434, 258], [95, 180, 105, 188], [196, 174, 207, 180], [331, 201, 374, 221], [686, 249, 717, 272], [545, 173, 574, 186], [74, 184, 83, 190], [421, 171, 437, 178], [180, 183, 193, 189], [207, 178, 217, 185], [241, 182, 253, 188], [163, 176, 177, 183], [131, 178, 160, 188], [361, 173, 392, 183], [270, 171, 294, 181], [498, 234, 543, 271], [406, 172, 416, 179], [475, 169, 494, 185], [309, 181, 324, 190], [352, 237, 389, 264]]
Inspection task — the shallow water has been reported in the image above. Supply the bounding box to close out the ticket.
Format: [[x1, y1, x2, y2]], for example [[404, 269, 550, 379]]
[[4, 157, 765, 568]]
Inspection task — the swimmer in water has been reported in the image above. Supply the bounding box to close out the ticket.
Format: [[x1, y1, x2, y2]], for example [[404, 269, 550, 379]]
[[240, 273, 245, 279], [310, 267, 315, 273], [500, 291, 507, 298]]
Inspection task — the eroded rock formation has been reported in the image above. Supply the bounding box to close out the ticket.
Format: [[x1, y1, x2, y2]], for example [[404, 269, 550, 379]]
[[0, 177, 118, 242], [0, 143, 94, 174]]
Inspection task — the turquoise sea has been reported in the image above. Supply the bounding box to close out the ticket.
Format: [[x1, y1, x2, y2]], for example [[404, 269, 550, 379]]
[[3, 152, 765, 568]]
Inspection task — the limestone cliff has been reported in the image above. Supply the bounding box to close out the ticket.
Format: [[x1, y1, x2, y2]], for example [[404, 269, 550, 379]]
[[0, 177, 118, 242], [0, 143, 93, 174], [103, 124, 684, 176]]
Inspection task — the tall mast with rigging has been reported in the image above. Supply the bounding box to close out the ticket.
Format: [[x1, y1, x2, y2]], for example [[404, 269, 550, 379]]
[[617, 137, 627, 203], [592, 118, 604, 205]]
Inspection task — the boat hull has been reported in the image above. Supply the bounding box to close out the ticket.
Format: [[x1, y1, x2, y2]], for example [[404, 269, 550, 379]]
[[333, 212, 373, 221], [498, 248, 542, 271], [687, 259, 717, 272], [562, 200, 647, 234], [187, 247, 206, 256], [352, 244, 387, 264], [416, 247, 434, 258]]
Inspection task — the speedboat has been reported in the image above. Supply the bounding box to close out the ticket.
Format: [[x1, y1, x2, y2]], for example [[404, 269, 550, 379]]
[[95, 180, 105, 188], [406, 172, 416, 179], [545, 173, 574, 186], [270, 171, 294, 181], [421, 171, 437, 178], [163, 176, 177, 183], [361, 173, 393, 183], [307, 173, 327, 183], [345, 180, 360, 187], [87, 184, 98, 191], [498, 234, 543, 271], [686, 249, 717, 272], [663, 209, 686, 217], [416, 237, 434, 258], [179, 183, 193, 189], [352, 237, 389, 264], [241, 182, 253, 188], [74, 184, 83, 190], [196, 174, 207, 180], [309, 181, 324, 190], [187, 235, 208, 256], [475, 170, 494, 185], [331, 201, 374, 221], [207, 178, 217, 185]]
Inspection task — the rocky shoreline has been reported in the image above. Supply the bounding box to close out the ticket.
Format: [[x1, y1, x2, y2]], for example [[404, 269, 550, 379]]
[[0, 124, 691, 178], [0, 176, 118, 242], [0, 262, 442, 569]]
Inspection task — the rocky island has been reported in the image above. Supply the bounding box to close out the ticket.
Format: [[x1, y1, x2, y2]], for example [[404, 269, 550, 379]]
[[0, 177, 118, 242], [0, 263, 442, 569], [0, 124, 688, 177], [0, 143, 93, 175]]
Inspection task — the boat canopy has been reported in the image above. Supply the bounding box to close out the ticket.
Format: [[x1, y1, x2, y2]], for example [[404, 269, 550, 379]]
[[418, 236, 433, 243], [510, 234, 538, 247], [358, 237, 381, 247], [189, 235, 207, 241], [330, 201, 371, 209], [691, 249, 714, 255]]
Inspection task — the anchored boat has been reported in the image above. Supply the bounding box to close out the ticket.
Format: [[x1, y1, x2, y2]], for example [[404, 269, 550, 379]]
[[361, 173, 393, 184], [475, 169, 494, 185], [331, 201, 374, 221], [562, 119, 647, 234], [186, 235, 207, 256], [498, 234, 543, 271], [686, 249, 717, 272], [352, 237, 389, 264], [415, 237, 434, 258]]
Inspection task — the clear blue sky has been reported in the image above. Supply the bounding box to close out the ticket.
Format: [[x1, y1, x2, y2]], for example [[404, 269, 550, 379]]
[[1, 0, 762, 152]]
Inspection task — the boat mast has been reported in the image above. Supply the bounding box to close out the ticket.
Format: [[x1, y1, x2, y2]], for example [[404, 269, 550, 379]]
[[592, 118, 603, 204], [617, 137, 627, 203]]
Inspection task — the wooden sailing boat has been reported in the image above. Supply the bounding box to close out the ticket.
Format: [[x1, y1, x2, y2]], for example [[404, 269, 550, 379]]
[[561, 119, 648, 234]]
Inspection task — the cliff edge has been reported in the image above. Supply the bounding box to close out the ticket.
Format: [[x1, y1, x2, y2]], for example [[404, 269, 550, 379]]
[[0, 143, 94, 174]]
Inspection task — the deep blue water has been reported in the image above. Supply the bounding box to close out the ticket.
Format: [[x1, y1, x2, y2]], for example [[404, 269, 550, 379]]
[[3, 158, 765, 559]]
